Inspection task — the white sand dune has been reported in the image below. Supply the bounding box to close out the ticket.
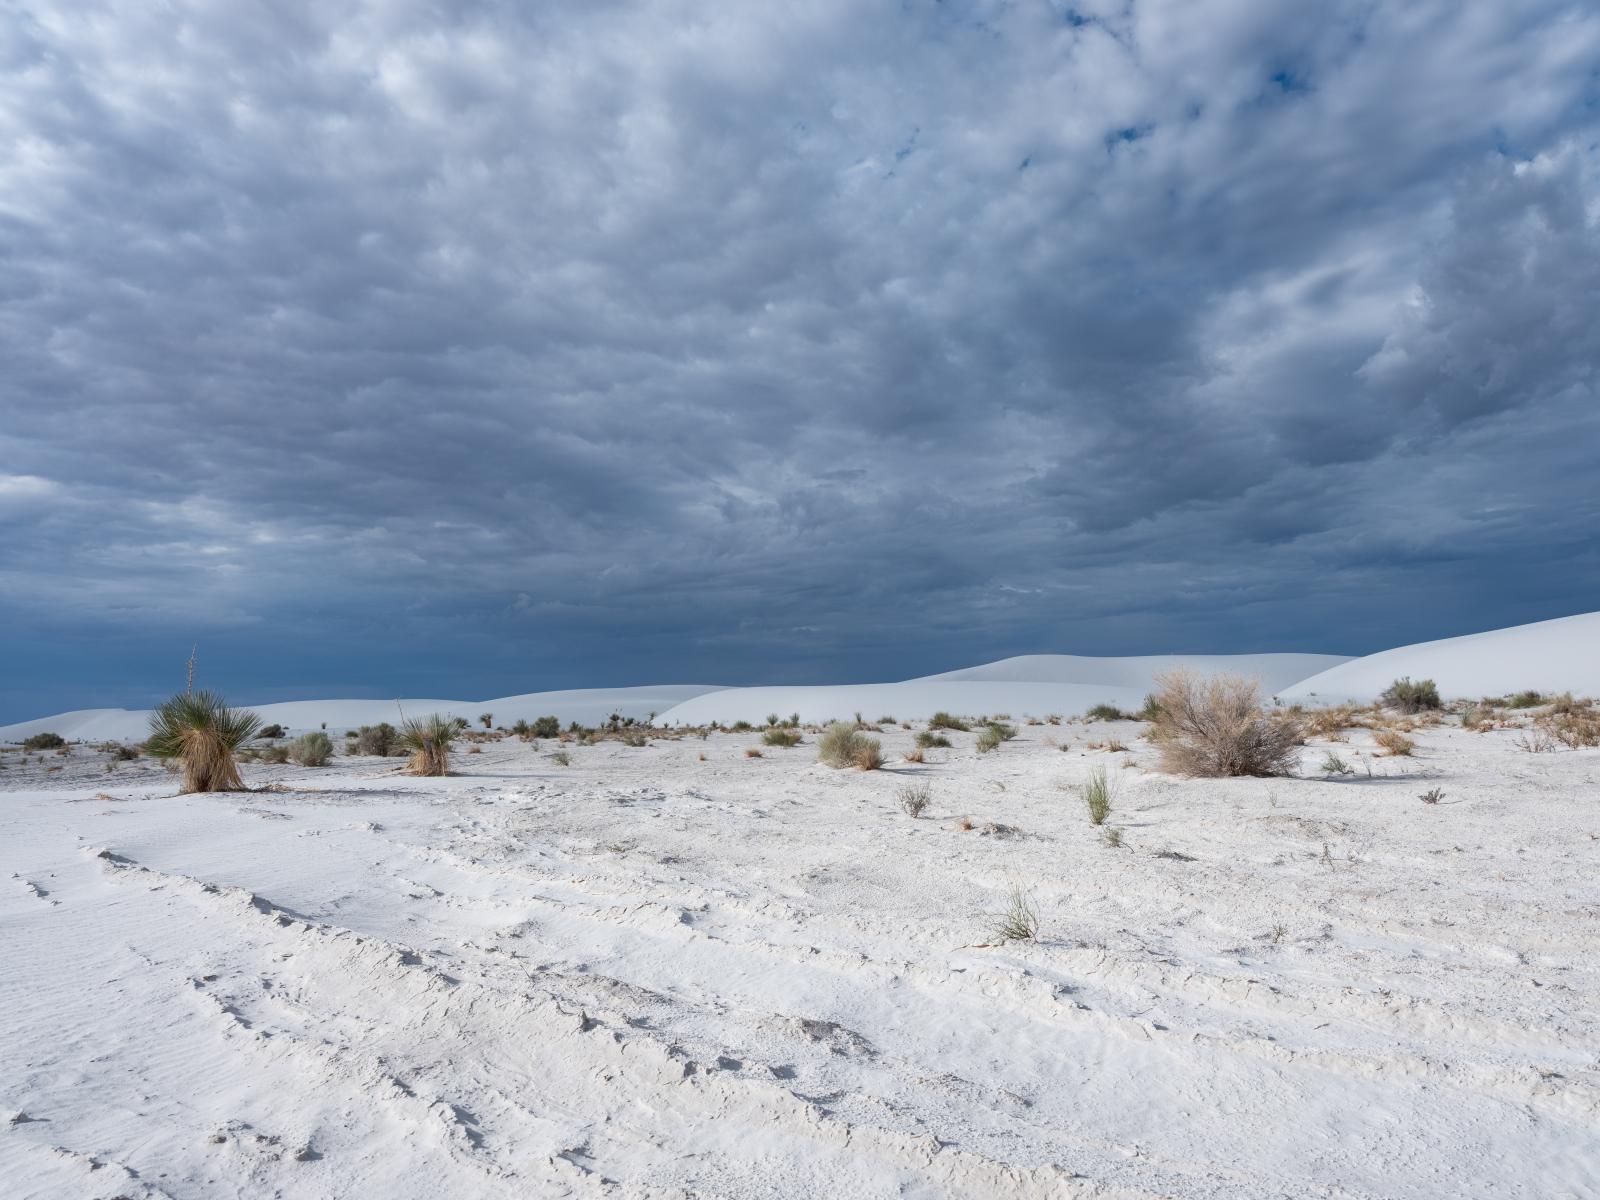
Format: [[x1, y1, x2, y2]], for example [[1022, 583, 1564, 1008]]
[[655, 652, 1349, 726], [0, 685, 723, 745], [3, 720, 1596, 1197], [1279, 612, 1600, 703], [924, 652, 1346, 692]]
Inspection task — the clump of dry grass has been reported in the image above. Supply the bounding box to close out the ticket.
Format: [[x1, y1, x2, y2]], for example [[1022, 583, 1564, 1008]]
[[1539, 707, 1600, 748], [902, 746, 925, 763], [992, 882, 1040, 942], [146, 690, 262, 793], [818, 722, 882, 770], [1373, 729, 1415, 757], [1150, 670, 1300, 778], [762, 729, 802, 748], [399, 714, 455, 776], [744, 747, 763, 758], [927, 712, 970, 732]]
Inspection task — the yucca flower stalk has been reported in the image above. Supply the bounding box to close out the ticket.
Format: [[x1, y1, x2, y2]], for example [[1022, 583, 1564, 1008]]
[[399, 713, 455, 776], [146, 690, 263, 793]]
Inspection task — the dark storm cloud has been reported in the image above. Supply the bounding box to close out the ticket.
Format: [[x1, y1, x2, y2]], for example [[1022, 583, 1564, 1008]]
[[2, 0, 1598, 717]]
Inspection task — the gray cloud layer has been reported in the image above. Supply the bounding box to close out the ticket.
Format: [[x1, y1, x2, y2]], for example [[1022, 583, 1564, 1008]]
[[2, 1, 1598, 718]]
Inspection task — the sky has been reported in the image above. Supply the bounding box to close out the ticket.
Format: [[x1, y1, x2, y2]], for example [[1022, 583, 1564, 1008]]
[[2, 1, 1599, 721]]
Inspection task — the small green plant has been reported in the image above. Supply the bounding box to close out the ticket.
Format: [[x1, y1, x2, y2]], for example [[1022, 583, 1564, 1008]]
[[1380, 677, 1441, 713], [897, 783, 930, 817], [927, 711, 970, 732], [290, 731, 333, 767], [1102, 827, 1124, 848], [1085, 703, 1125, 721], [1082, 766, 1113, 825], [762, 729, 802, 747], [1320, 751, 1353, 776], [992, 882, 1040, 942], [1419, 786, 1445, 804], [975, 726, 1004, 753], [550, 749, 572, 766], [261, 744, 290, 764], [915, 730, 952, 749], [621, 731, 648, 747], [22, 732, 65, 751]]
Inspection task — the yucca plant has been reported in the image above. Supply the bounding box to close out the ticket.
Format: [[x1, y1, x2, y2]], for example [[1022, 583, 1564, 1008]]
[[399, 713, 455, 776], [146, 690, 263, 793]]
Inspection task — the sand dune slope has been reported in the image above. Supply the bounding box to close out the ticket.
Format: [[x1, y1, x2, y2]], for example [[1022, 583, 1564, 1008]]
[[1280, 612, 1600, 702]]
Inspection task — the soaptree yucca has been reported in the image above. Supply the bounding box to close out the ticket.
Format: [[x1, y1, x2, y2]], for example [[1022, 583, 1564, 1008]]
[[146, 690, 263, 793], [399, 713, 455, 776]]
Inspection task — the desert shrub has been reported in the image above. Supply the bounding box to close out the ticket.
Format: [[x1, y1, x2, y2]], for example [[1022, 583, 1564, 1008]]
[[762, 729, 801, 747], [1373, 729, 1415, 757], [915, 731, 952, 749], [107, 743, 140, 761], [290, 731, 333, 766], [897, 783, 930, 817], [511, 718, 530, 737], [927, 711, 970, 732], [1506, 689, 1545, 709], [1460, 704, 1484, 730], [1319, 751, 1353, 775], [818, 722, 881, 770], [987, 721, 1018, 742], [731, 720, 754, 732], [744, 747, 762, 758], [992, 882, 1040, 942], [146, 690, 263, 793], [1085, 703, 1125, 721], [902, 747, 925, 763], [1541, 708, 1600, 748], [1081, 766, 1113, 825], [1419, 787, 1445, 804], [354, 722, 399, 756], [975, 726, 1004, 754], [398, 714, 454, 776], [1380, 677, 1441, 714], [1547, 693, 1592, 716], [261, 744, 290, 764], [550, 749, 572, 766], [621, 731, 648, 747], [765, 713, 780, 727], [1514, 726, 1557, 753], [1151, 670, 1301, 778], [532, 715, 561, 738], [257, 724, 286, 740], [1136, 694, 1162, 722], [22, 732, 66, 751]]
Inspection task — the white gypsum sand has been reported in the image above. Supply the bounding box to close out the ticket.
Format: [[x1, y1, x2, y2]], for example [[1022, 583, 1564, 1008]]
[[1, 709, 1596, 1198]]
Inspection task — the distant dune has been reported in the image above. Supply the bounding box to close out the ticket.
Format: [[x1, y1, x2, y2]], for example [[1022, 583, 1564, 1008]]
[[654, 653, 1349, 726], [1279, 612, 1600, 703], [7, 613, 1600, 742]]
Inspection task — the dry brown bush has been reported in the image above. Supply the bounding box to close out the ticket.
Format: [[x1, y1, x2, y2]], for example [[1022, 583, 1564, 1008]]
[[1150, 670, 1301, 778]]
